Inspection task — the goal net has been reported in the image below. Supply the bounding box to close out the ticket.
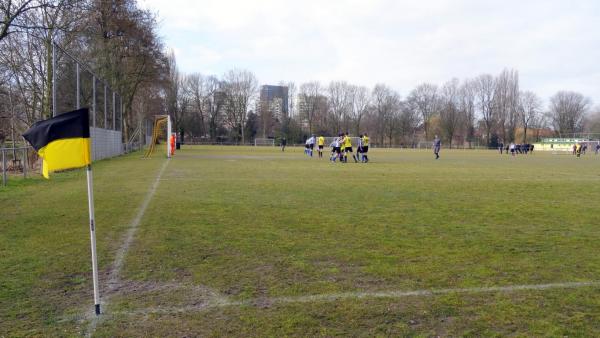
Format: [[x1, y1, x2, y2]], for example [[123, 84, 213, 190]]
[[254, 138, 275, 146], [143, 115, 174, 158]]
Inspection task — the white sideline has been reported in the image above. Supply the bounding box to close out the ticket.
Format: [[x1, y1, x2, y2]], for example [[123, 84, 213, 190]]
[[110, 280, 600, 317], [106, 158, 170, 288], [85, 158, 170, 336]]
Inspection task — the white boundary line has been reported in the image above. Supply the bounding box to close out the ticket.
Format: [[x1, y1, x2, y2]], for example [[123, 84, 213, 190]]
[[86, 159, 170, 336], [106, 158, 170, 289], [107, 280, 600, 317]]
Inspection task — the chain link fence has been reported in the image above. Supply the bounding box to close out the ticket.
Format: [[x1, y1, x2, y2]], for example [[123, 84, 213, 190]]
[[53, 43, 124, 161], [0, 146, 35, 186]]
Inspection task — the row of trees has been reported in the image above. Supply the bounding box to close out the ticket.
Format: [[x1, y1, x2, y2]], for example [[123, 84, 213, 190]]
[[165, 57, 260, 145], [1, 1, 597, 147], [0, 0, 167, 145], [167, 61, 597, 147]]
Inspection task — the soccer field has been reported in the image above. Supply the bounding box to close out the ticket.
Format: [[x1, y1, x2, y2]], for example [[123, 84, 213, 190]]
[[2, 146, 600, 336]]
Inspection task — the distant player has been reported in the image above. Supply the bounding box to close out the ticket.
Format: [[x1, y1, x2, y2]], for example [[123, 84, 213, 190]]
[[576, 143, 582, 157], [170, 133, 176, 156], [317, 135, 325, 158], [330, 136, 341, 162], [305, 135, 315, 157], [361, 133, 370, 163], [281, 137, 287, 152], [433, 135, 441, 159], [343, 132, 358, 163], [357, 134, 363, 161], [596, 143, 600, 155]]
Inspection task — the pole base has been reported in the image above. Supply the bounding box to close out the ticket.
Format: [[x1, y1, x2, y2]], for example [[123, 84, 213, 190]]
[[95, 304, 101, 315]]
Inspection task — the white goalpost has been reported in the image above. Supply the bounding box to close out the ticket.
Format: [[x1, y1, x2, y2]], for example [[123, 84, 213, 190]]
[[254, 138, 275, 146], [144, 114, 174, 158], [167, 115, 173, 158]]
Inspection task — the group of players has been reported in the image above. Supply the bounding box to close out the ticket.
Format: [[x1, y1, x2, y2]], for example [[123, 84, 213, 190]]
[[304, 133, 370, 163]]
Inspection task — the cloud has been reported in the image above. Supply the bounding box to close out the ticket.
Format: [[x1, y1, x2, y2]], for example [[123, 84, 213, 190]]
[[140, 0, 600, 105]]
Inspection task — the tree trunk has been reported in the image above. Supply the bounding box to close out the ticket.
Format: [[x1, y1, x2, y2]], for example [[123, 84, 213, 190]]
[[241, 119, 245, 144], [44, 36, 53, 119]]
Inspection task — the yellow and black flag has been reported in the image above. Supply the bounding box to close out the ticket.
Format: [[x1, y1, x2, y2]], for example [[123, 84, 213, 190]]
[[23, 108, 92, 178]]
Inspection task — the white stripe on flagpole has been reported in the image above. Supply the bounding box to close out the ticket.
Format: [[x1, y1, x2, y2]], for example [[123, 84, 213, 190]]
[[86, 164, 101, 315]]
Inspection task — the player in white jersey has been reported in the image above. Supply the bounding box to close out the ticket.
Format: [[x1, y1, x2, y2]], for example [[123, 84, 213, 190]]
[[330, 137, 341, 162], [304, 135, 315, 157]]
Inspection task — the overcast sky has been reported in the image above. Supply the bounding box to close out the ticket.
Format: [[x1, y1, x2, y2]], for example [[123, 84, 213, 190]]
[[139, 0, 599, 106]]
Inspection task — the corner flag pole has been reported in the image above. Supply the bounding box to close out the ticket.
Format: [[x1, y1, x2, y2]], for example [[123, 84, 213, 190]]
[[75, 58, 101, 315], [86, 164, 101, 315]]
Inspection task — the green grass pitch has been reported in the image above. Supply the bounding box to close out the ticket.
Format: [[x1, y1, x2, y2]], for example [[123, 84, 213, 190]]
[[2, 146, 600, 336]]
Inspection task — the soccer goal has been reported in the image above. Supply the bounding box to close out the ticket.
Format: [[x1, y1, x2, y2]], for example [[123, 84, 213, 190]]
[[143, 114, 174, 158], [254, 138, 275, 146]]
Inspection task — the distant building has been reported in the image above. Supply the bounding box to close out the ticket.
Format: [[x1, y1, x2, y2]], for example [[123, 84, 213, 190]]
[[259, 85, 288, 118], [257, 85, 289, 137]]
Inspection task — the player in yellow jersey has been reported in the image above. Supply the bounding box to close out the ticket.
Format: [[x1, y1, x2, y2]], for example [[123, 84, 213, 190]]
[[317, 135, 325, 158], [343, 132, 358, 163], [361, 133, 369, 163]]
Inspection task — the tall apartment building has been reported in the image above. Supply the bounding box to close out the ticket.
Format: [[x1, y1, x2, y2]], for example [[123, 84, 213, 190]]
[[257, 85, 289, 137]]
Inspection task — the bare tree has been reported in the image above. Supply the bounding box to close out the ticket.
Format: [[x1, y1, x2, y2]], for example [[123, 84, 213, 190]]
[[349, 85, 369, 135], [549, 91, 590, 137], [0, 0, 50, 41], [518, 90, 542, 142], [439, 78, 463, 148], [406, 83, 438, 140], [298, 81, 321, 134], [583, 106, 600, 135], [165, 50, 185, 133], [91, 0, 166, 137], [0, 0, 85, 121], [206, 75, 224, 141], [185, 73, 212, 138], [222, 68, 258, 143], [327, 80, 352, 133], [398, 99, 419, 146], [459, 78, 476, 148], [371, 84, 398, 145], [384, 92, 402, 145], [493, 68, 519, 143], [475, 74, 496, 146]]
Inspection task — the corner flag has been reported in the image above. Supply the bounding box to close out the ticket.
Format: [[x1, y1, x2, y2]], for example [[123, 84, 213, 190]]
[[22, 107, 102, 315], [23, 108, 91, 178]]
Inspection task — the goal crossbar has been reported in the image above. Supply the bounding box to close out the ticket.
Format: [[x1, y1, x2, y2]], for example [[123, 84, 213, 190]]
[[254, 138, 275, 146]]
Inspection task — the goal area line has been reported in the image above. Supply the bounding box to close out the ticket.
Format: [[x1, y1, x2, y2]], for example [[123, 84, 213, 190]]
[[99, 279, 600, 318]]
